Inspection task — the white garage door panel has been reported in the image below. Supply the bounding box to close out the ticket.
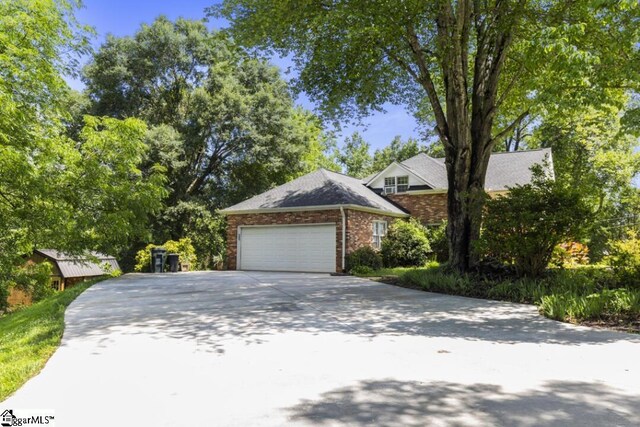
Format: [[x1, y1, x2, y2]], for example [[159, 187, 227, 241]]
[[239, 224, 336, 272]]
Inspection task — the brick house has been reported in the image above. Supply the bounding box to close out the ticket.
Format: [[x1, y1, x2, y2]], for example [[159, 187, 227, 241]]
[[221, 148, 553, 273]]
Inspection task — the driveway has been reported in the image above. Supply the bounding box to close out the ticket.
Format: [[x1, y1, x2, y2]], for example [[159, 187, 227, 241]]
[[4, 271, 640, 426]]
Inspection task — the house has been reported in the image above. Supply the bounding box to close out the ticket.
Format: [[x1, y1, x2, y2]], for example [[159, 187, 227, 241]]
[[30, 249, 121, 291], [221, 148, 553, 273]]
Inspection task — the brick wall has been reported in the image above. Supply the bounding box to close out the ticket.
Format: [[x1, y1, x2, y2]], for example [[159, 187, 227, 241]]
[[226, 210, 343, 272], [385, 192, 448, 224], [345, 209, 397, 253], [225, 209, 398, 272]]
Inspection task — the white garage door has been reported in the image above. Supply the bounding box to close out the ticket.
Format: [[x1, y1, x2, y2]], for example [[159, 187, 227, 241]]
[[238, 224, 336, 273]]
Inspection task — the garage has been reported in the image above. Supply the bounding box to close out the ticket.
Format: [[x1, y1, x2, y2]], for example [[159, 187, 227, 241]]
[[238, 224, 336, 273]]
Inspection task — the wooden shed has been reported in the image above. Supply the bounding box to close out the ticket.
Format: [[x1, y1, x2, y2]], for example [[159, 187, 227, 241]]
[[30, 249, 120, 291]]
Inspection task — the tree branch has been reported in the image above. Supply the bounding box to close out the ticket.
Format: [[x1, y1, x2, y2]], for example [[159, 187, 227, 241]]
[[490, 110, 529, 146]]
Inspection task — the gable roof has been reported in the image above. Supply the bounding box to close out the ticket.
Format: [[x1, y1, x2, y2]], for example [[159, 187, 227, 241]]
[[221, 169, 408, 216], [395, 148, 553, 191], [365, 160, 435, 188], [34, 249, 120, 279]]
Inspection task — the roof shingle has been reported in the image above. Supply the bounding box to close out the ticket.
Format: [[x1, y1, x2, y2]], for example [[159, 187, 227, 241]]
[[221, 169, 408, 215]]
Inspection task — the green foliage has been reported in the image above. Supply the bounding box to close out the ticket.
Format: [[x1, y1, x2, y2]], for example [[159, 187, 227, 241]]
[[551, 242, 590, 268], [0, 278, 101, 401], [605, 231, 640, 287], [381, 219, 431, 267], [349, 265, 375, 276], [335, 132, 373, 178], [540, 289, 640, 322], [426, 221, 448, 263], [82, 17, 321, 267], [371, 136, 425, 173], [134, 238, 197, 272], [346, 247, 383, 273], [11, 262, 55, 304], [478, 170, 591, 277]]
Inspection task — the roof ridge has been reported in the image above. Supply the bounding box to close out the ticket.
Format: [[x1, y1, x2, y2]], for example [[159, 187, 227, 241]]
[[432, 147, 551, 161]]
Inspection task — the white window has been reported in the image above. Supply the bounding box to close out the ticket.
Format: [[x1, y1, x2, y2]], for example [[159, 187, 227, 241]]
[[384, 176, 409, 193], [397, 175, 409, 192], [384, 177, 396, 194], [372, 221, 388, 249]]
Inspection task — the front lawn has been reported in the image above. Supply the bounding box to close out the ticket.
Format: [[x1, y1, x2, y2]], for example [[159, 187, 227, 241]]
[[355, 265, 640, 333], [0, 279, 102, 401]]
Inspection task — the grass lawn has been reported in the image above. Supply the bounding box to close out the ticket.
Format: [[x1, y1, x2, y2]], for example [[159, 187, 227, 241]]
[[0, 279, 102, 401]]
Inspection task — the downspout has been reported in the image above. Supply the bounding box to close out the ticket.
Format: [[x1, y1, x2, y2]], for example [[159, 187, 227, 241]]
[[340, 206, 346, 272]]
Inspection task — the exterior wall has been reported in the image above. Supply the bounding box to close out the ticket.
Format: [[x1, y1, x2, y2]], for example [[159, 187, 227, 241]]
[[368, 163, 426, 189], [226, 210, 344, 272], [344, 209, 397, 253], [386, 192, 448, 224], [225, 209, 399, 273]]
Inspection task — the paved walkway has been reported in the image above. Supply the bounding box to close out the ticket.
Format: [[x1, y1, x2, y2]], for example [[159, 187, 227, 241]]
[[4, 271, 640, 426]]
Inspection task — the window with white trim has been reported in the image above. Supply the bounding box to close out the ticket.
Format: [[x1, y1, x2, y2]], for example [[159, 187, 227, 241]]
[[397, 175, 409, 192], [372, 220, 388, 249], [383, 175, 409, 193]]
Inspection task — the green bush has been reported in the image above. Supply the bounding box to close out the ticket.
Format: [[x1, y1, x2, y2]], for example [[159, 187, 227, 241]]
[[381, 219, 431, 267], [346, 246, 383, 272], [477, 168, 590, 277], [134, 237, 198, 272], [605, 231, 640, 287], [12, 262, 54, 303], [426, 221, 448, 263]]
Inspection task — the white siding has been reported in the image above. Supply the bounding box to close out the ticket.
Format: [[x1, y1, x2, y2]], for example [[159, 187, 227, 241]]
[[368, 164, 426, 189]]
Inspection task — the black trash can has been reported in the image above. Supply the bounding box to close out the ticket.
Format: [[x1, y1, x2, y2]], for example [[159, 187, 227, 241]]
[[150, 247, 167, 273], [167, 253, 180, 273]]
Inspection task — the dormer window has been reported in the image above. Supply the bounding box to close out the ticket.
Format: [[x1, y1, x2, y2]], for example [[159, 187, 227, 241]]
[[384, 176, 409, 193]]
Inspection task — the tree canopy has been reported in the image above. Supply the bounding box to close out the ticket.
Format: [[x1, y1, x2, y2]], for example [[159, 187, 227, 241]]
[[214, 0, 640, 271]]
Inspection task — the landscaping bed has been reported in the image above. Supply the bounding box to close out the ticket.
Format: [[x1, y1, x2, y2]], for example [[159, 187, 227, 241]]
[[355, 266, 640, 334], [0, 278, 103, 401]]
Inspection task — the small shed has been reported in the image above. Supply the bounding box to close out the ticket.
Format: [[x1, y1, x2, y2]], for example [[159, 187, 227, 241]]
[[31, 249, 120, 291]]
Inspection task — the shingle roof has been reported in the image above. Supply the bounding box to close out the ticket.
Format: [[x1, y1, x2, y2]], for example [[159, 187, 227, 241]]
[[400, 153, 449, 188], [35, 249, 120, 278], [401, 148, 553, 191], [221, 169, 408, 215]]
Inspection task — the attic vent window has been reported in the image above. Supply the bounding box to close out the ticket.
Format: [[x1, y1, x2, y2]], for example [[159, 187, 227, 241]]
[[384, 176, 409, 194]]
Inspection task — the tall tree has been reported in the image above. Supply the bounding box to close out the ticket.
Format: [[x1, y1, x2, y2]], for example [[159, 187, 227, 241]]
[[371, 136, 425, 172], [0, 0, 165, 303], [336, 132, 373, 178], [214, 0, 640, 272], [82, 17, 321, 267]]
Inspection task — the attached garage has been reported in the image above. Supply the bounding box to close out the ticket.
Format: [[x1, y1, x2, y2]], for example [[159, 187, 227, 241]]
[[238, 224, 336, 273], [221, 169, 410, 273]]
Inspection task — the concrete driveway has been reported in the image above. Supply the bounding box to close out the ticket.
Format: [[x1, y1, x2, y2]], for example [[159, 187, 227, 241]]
[[4, 271, 640, 426]]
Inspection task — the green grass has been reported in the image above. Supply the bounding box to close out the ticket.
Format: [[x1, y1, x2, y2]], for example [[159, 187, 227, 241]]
[[0, 279, 102, 401]]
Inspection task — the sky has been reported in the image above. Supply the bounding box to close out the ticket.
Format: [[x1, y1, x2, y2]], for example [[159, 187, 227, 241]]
[[66, 0, 422, 151]]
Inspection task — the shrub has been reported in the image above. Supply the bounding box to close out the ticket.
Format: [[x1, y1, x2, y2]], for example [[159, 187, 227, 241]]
[[605, 231, 640, 287], [134, 238, 198, 272], [349, 265, 375, 276], [477, 168, 590, 277], [551, 242, 590, 267], [11, 262, 54, 303], [426, 221, 448, 263], [346, 246, 383, 272], [381, 219, 431, 267]]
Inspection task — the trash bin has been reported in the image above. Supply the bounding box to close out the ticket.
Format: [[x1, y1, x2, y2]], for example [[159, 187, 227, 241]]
[[167, 253, 180, 273], [150, 247, 166, 273]]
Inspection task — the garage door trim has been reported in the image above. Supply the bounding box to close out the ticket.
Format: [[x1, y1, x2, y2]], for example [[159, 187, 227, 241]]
[[237, 223, 337, 272]]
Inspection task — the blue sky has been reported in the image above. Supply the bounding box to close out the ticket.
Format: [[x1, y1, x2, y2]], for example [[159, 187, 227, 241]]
[[66, 0, 421, 151]]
